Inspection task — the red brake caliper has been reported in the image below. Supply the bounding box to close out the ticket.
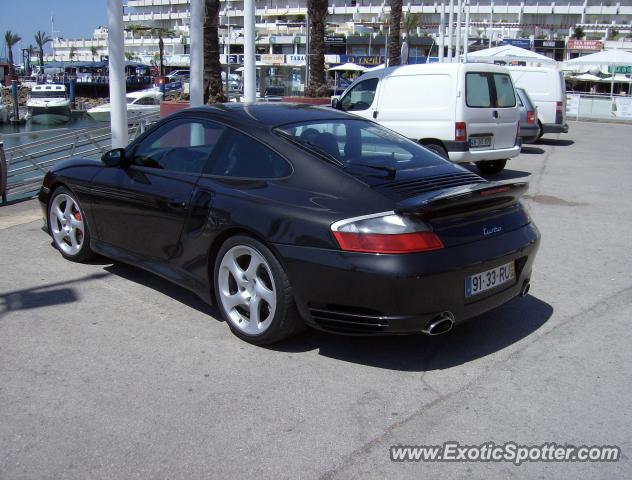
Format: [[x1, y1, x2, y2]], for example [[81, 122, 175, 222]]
[[73, 211, 82, 221]]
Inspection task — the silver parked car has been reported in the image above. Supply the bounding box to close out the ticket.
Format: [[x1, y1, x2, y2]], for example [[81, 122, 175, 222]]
[[516, 88, 540, 144]]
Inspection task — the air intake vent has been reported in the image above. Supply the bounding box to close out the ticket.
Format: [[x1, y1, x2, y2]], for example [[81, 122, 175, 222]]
[[377, 171, 485, 199], [308, 306, 389, 334]]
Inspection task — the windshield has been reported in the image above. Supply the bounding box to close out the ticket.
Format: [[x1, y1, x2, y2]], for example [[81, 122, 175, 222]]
[[31, 90, 67, 99], [275, 119, 446, 174], [126, 96, 137, 104]]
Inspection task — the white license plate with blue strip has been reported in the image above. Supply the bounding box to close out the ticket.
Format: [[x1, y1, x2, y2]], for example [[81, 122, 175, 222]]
[[465, 262, 515, 297]]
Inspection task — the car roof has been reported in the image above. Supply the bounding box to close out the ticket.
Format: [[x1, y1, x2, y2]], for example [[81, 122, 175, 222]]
[[184, 103, 353, 130]]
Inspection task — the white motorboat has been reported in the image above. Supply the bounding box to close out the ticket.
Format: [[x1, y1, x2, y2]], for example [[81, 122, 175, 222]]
[[87, 90, 163, 122], [27, 84, 71, 125]]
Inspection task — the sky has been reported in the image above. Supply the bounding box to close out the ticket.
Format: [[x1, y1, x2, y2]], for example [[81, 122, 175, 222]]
[[0, 0, 105, 56]]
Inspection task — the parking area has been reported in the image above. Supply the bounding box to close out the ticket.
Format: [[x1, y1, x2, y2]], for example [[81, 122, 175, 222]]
[[1, 120, 631, 479]]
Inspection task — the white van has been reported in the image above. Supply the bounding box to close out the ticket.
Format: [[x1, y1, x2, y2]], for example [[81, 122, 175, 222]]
[[507, 65, 568, 138], [331, 63, 520, 174]]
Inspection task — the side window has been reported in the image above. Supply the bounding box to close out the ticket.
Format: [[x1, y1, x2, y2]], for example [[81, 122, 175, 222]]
[[466, 73, 492, 108], [208, 129, 291, 178], [340, 78, 379, 112], [131, 119, 225, 174], [493, 74, 517, 108]]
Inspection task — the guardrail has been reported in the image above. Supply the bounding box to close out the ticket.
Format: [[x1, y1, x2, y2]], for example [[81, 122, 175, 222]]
[[566, 92, 632, 121], [0, 112, 158, 205]]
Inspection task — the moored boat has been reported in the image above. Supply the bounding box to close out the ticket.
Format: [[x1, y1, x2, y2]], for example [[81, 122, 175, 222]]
[[27, 85, 71, 125]]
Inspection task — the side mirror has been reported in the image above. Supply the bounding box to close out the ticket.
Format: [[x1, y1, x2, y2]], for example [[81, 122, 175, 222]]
[[101, 148, 126, 167], [331, 96, 340, 109]]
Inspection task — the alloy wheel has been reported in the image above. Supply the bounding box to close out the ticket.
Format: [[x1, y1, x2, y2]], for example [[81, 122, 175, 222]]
[[218, 245, 277, 335], [49, 193, 85, 256]]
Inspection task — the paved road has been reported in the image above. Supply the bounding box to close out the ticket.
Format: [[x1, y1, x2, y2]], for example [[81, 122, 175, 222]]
[[1, 121, 630, 479]]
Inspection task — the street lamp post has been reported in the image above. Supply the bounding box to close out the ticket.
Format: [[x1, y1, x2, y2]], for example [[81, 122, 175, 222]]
[[106, 0, 129, 149]]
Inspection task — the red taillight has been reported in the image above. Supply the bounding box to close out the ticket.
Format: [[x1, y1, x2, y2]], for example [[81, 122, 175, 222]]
[[333, 231, 444, 254], [455, 122, 467, 142], [556, 101, 563, 111], [331, 213, 444, 254], [527, 111, 536, 124]]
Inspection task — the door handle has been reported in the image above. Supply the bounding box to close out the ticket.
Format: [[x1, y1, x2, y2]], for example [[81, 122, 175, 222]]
[[492, 110, 499, 119], [373, 110, 378, 119], [168, 199, 187, 209]]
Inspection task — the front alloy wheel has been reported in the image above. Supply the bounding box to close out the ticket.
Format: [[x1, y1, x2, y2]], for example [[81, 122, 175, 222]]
[[48, 187, 95, 262]]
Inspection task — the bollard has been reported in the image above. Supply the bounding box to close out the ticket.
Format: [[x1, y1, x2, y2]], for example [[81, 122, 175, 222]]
[[69, 77, 77, 109], [11, 80, 19, 122], [0, 141, 7, 205]]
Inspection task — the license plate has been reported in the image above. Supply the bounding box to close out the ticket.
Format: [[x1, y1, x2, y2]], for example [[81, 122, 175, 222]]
[[469, 136, 492, 148], [465, 262, 515, 297]]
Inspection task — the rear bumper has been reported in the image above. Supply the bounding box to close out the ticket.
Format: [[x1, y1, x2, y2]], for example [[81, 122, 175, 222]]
[[520, 124, 540, 142], [542, 123, 569, 134], [450, 146, 522, 163], [274, 223, 540, 335]]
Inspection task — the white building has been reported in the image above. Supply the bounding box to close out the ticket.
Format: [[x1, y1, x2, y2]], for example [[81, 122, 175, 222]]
[[51, 1, 632, 65]]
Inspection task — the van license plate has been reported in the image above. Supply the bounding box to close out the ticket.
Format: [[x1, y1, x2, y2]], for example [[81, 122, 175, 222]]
[[469, 136, 492, 148], [465, 262, 515, 297]]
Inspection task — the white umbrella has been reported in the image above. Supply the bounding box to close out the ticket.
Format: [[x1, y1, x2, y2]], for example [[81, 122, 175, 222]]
[[366, 64, 385, 71], [328, 62, 369, 72], [564, 50, 632, 97], [466, 45, 556, 65]]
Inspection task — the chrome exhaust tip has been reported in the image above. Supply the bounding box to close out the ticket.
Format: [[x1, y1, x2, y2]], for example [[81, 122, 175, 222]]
[[423, 311, 455, 336], [520, 280, 531, 297]]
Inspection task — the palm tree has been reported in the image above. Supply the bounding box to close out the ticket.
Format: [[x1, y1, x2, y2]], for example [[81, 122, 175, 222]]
[[90, 46, 99, 62], [203, 0, 226, 103], [572, 26, 584, 40], [34, 31, 52, 67], [305, 0, 328, 97], [4, 31, 22, 75], [124, 51, 138, 62], [26, 44, 37, 74], [125, 24, 175, 76], [68, 46, 77, 62], [388, 0, 403, 66]]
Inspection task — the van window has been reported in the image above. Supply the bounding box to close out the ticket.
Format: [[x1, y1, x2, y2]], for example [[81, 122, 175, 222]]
[[493, 74, 517, 108], [466, 73, 492, 107], [340, 78, 379, 112], [466, 72, 516, 108]]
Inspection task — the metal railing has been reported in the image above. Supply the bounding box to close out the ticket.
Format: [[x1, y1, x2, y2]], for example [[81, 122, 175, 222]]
[[0, 112, 159, 204]]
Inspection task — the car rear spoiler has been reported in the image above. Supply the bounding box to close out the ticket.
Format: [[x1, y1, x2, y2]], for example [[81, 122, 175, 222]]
[[394, 180, 529, 217]]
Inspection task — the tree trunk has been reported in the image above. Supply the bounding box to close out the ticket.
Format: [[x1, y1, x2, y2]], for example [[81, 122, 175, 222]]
[[203, 0, 227, 103], [159, 36, 165, 77], [8, 49, 14, 76], [305, 0, 329, 98], [388, 0, 403, 67]]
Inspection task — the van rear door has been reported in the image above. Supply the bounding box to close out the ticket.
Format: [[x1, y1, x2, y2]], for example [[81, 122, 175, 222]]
[[463, 70, 518, 150], [490, 73, 519, 149]]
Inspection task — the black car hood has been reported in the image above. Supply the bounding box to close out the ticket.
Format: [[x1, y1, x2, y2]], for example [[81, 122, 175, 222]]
[[51, 157, 102, 173]]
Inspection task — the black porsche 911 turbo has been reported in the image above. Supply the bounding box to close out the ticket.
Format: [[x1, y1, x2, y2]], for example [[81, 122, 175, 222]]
[[39, 103, 540, 345]]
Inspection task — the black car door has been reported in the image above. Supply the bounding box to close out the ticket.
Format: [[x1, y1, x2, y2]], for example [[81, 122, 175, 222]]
[[90, 117, 225, 260]]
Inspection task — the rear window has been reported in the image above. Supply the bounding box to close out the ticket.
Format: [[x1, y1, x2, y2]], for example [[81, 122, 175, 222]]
[[275, 119, 446, 176], [466, 72, 516, 108], [493, 74, 516, 107], [466, 73, 492, 107]]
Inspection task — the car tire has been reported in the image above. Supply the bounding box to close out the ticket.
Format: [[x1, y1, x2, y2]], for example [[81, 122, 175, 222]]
[[423, 143, 449, 160], [47, 186, 96, 262], [475, 160, 507, 175], [214, 235, 304, 345], [537, 121, 544, 140]]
